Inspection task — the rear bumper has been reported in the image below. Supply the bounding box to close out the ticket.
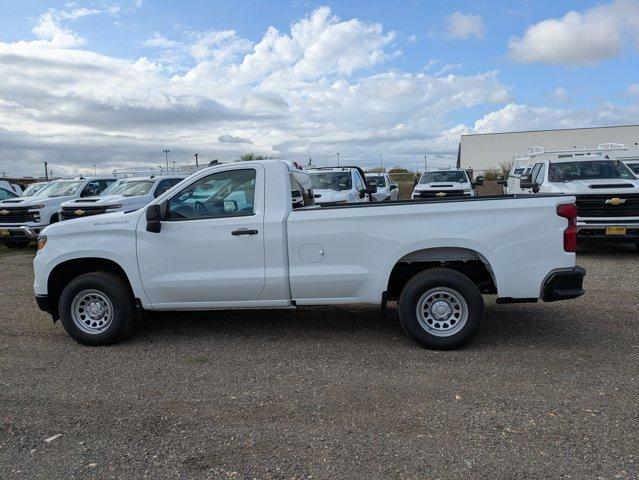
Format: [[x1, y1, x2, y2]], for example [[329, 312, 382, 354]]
[[0, 225, 45, 240], [541, 266, 586, 302]]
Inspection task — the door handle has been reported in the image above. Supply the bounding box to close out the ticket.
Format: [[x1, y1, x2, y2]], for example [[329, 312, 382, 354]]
[[231, 228, 258, 236]]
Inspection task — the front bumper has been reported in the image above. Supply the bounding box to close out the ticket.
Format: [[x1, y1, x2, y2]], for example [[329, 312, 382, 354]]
[[541, 266, 586, 302], [577, 221, 639, 243], [35, 294, 51, 314], [0, 225, 45, 240]]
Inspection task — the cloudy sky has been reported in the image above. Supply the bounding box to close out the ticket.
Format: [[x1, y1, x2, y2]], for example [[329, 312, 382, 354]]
[[0, 0, 638, 176]]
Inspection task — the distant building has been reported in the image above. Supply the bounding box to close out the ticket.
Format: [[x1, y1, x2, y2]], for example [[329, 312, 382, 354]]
[[459, 124, 639, 172]]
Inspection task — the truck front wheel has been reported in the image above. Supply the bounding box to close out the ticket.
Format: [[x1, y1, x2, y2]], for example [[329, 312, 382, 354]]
[[59, 272, 136, 346], [398, 268, 484, 350]]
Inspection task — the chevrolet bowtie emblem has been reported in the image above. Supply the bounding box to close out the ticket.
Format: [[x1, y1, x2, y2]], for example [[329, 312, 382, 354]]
[[0, 210, 8, 215], [74, 209, 86, 216], [605, 197, 626, 206], [436, 192, 447, 197]]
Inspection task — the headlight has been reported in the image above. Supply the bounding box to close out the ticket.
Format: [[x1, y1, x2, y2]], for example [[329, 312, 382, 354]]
[[28, 205, 45, 210], [36, 235, 47, 251], [105, 204, 123, 210], [463, 189, 472, 194]]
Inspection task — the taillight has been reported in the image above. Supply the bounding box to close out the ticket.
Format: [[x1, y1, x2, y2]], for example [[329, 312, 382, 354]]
[[557, 203, 577, 252]]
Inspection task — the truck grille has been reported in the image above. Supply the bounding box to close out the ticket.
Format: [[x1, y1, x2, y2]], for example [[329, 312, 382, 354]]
[[60, 206, 108, 220], [576, 194, 639, 218], [0, 207, 37, 223], [417, 190, 467, 198]]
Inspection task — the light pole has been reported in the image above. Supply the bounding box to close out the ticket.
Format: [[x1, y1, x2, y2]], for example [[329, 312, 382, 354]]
[[424, 155, 428, 172], [92, 164, 96, 175], [194, 153, 199, 167], [336, 152, 340, 166], [379, 154, 383, 170], [163, 149, 170, 169], [44, 161, 49, 181]]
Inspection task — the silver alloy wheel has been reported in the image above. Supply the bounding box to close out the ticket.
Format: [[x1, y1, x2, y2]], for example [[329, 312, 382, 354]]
[[71, 289, 114, 335], [416, 287, 468, 337]]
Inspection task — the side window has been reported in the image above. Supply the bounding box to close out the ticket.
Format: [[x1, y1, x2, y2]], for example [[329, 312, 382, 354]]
[[529, 164, 542, 182], [82, 180, 102, 197], [290, 172, 315, 209], [534, 163, 546, 185], [101, 180, 115, 191], [167, 169, 256, 220], [154, 179, 173, 198]]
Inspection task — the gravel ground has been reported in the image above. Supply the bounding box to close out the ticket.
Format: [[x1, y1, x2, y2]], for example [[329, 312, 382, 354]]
[[0, 244, 637, 479]]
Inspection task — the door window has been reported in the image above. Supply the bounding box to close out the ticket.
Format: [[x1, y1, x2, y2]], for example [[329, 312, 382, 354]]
[[167, 169, 256, 220], [353, 172, 365, 192], [154, 179, 174, 198], [290, 172, 314, 209]]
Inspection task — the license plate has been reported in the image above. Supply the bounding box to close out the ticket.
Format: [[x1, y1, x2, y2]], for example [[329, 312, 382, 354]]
[[606, 226, 627, 236], [0, 229, 9, 237]]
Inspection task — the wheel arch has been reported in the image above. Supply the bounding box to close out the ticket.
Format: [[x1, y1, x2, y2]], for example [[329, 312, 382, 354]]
[[384, 246, 497, 300], [47, 257, 135, 320]]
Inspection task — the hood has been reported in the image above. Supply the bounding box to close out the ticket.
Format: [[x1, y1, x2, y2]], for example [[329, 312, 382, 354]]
[[414, 182, 470, 191], [42, 209, 140, 236], [61, 194, 131, 208], [313, 189, 351, 203], [548, 178, 639, 195], [0, 195, 75, 207]]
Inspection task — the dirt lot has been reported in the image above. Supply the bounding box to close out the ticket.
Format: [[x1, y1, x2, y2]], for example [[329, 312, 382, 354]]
[[1, 244, 638, 479]]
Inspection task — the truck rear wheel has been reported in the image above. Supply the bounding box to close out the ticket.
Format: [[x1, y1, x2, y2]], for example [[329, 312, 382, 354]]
[[59, 272, 136, 346], [398, 268, 484, 350]]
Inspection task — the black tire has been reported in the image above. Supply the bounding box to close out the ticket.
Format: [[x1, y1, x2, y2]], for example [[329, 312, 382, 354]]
[[2, 240, 31, 248], [398, 268, 484, 350], [59, 271, 136, 346]]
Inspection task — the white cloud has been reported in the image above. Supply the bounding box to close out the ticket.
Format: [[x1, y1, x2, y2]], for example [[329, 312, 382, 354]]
[[629, 83, 639, 95], [444, 12, 485, 40], [32, 11, 86, 47], [143, 32, 180, 49], [509, 0, 639, 65]]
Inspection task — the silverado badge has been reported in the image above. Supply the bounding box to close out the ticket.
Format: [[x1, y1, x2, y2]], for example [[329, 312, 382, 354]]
[[436, 192, 447, 197], [74, 209, 86, 216], [0, 210, 8, 215], [605, 197, 626, 206]]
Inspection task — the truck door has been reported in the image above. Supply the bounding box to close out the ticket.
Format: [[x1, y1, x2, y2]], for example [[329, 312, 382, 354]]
[[136, 165, 265, 306]]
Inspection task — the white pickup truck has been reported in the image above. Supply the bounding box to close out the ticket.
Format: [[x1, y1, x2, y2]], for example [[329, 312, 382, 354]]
[[33, 160, 585, 349], [0, 176, 115, 247], [412, 169, 482, 199]]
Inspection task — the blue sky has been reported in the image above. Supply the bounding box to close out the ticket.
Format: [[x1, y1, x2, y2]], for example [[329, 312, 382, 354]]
[[0, 0, 638, 175]]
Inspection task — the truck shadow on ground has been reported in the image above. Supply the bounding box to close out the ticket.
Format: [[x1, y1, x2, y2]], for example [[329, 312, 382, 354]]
[[131, 300, 592, 350]]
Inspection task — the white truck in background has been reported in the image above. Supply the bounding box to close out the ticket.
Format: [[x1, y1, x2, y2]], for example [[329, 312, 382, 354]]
[[59, 175, 187, 221], [518, 149, 639, 248], [34, 159, 585, 350], [0, 177, 116, 247], [308, 166, 376, 204], [412, 168, 482, 199], [365, 172, 399, 201]]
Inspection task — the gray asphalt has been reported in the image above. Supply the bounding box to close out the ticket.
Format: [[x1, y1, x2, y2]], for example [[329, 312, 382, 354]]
[[0, 244, 637, 479]]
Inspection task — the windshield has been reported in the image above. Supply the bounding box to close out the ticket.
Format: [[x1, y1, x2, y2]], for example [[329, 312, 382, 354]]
[[548, 160, 635, 182], [366, 175, 386, 187], [35, 180, 83, 197], [310, 172, 352, 191], [0, 188, 17, 200], [102, 180, 154, 197], [627, 163, 639, 175], [21, 183, 47, 196], [420, 171, 467, 184]]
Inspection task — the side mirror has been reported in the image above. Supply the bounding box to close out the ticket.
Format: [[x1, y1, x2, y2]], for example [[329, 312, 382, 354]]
[[473, 176, 484, 187], [146, 204, 162, 233], [519, 174, 534, 190], [496, 176, 507, 186], [390, 184, 398, 190]]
